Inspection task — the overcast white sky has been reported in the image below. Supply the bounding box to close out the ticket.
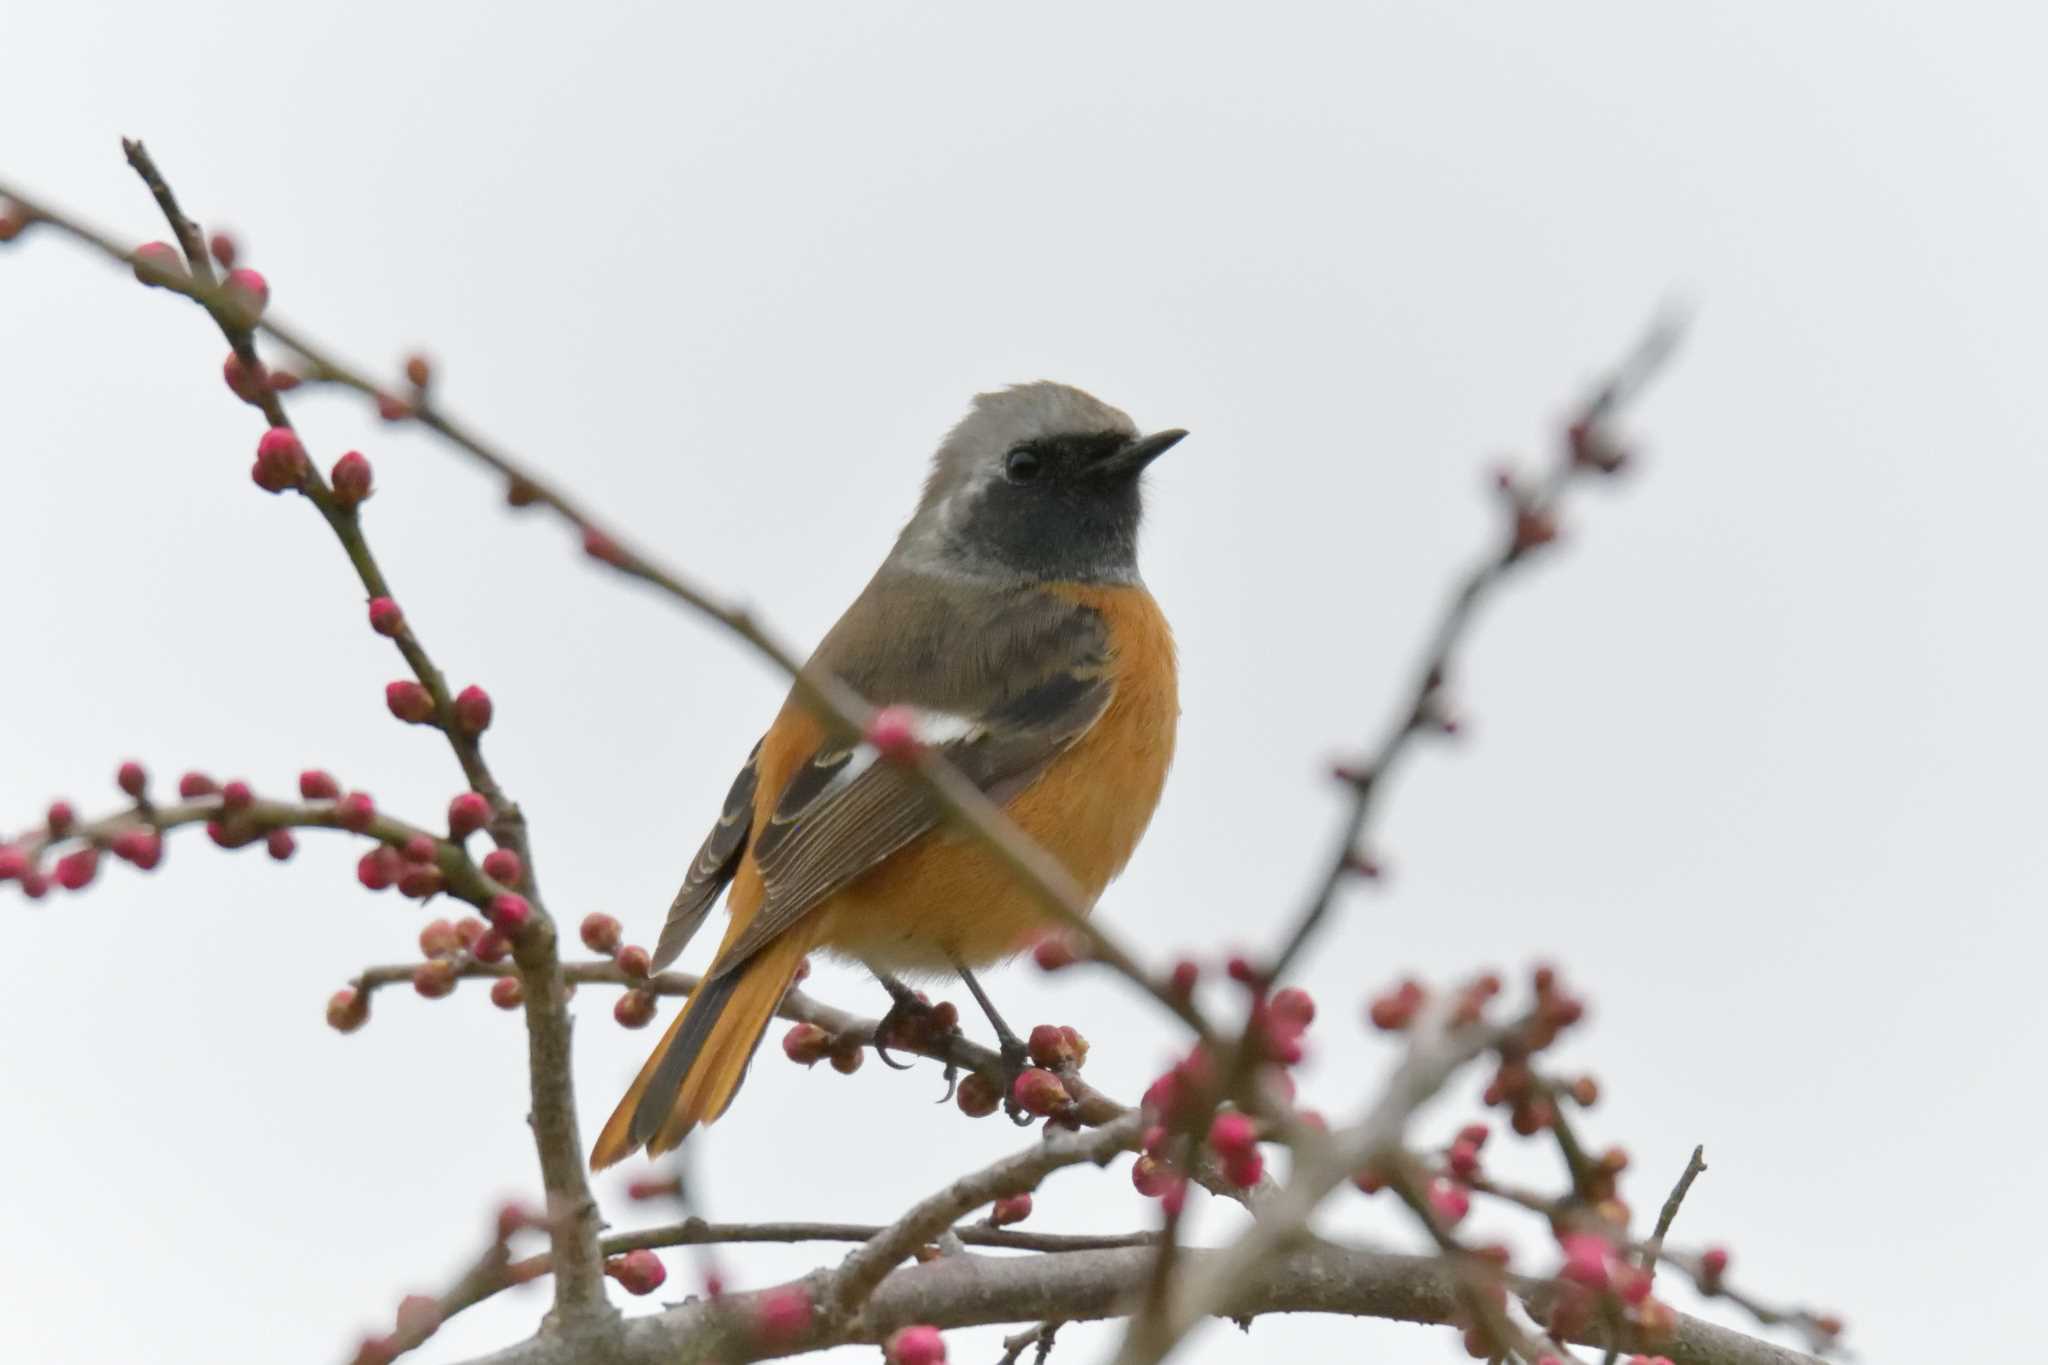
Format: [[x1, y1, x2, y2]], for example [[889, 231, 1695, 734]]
[[5, 5, 2044, 1362]]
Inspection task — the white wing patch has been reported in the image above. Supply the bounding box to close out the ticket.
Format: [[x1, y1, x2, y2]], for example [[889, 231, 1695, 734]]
[[821, 708, 984, 802]]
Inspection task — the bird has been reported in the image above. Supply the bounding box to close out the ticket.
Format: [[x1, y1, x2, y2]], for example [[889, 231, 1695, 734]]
[[590, 382, 1185, 1168]]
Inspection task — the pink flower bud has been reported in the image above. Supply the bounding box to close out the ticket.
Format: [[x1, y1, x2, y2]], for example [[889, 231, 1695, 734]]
[[117, 761, 148, 798], [222, 267, 269, 318], [1699, 1245, 1729, 1290], [1131, 1153, 1175, 1198], [1167, 958, 1200, 1000], [223, 352, 266, 403], [606, 1249, 666, 1296], [413, 959, 457, 998], [132, 240, 184, 286], [326, 987, 368, 1033], [404, 354, 433, 389], [398, 864, 444, 899], [54, 847, 99, 890], [112, 829, 164, 869], [1270, 986, 1316, 1030], [487, 893, 532, 933], [357, 846, 401, 891], [207, 231, 237, 269], [614, 990, 656, 1029], [252, 426, 308, 493], [447, 792, 490, 839], [178, 771, 217, 799], [0, 845, 28, 881], [376, 392, 413, 422], [220, 780, 254, 813], [1222, 1148, 1265, 1188], [481, 847, 523, 887], [401, 834, 438, 865], [989, 1193, 1032, 1227], [626, 1176, 681, 1202], [1207, 1111, 1257, 1158], [782, 1022, 831, 1065], [751, 1286, 811, 1347], [1031, 932, 1084, 971], [579, 912, 623, 955], [337, 791, 377, 833], [1558, 1233, 1611, 1290], [299, 769, 340, 800], [368, 597, 404, 636], [581, 526, 625, 565], [418, 919, 460, 957], [955, 1072, 1001, 1117], [1011, 1067, 1068, 1116], [385, 680, 435, 724], [615, 945, 650, 979], [45, 800, 76, 836], [1427, 1178, 1470, 1226], [265, 829, 297, 861], [489, 976, 524, 1010], [331, 451, 374, 508], [885, 1324, 947, 1365], [471, 929, 510, 964], [865, 705, 920, 763], [452, 685, 493, 735]]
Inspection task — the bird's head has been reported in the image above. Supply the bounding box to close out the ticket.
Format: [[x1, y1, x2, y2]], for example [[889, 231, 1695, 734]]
[[894, 381, 1186, 584]]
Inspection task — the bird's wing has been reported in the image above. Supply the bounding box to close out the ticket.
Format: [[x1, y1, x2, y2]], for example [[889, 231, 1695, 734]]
[[650, 739, 762, 970], [709, 576, 1114, 976]]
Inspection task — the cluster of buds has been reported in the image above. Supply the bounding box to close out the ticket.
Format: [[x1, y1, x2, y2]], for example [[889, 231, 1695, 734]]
[[580, 912, 657, 1028], [1, 761, 316, 901], [1545, 1226, 1674, 1348]]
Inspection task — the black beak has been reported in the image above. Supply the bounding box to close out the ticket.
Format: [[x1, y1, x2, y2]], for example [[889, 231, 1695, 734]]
[[1097, 428, 1188, 477]]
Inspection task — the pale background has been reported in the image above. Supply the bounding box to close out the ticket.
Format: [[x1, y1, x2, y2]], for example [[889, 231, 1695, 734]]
[[3, 5, 2041, 1362]]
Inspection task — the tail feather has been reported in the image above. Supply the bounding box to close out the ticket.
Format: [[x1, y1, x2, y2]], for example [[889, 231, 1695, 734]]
[[589, 927, 816, 1169]]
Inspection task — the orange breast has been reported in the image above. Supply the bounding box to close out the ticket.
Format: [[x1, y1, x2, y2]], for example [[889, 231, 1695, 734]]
[[816, 582, 1179, 973]]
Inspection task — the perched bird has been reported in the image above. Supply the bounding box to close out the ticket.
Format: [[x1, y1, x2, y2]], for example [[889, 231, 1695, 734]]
[[590, 383, 1184, 1168]]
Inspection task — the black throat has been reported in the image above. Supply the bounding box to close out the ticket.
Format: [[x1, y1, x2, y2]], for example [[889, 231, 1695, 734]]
[[953, 432, 1144, 583]]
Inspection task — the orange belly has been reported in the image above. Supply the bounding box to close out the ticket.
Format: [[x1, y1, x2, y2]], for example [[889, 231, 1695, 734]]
[[728, 582, 1178, 976]]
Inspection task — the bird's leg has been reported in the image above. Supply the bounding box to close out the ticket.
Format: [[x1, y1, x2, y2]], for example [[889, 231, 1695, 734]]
[[953, 960, 1036, 1126], [869, 969, 930, 1071]]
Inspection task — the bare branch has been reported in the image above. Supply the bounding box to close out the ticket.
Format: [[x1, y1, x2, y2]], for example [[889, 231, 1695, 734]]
[[446, 1242, 1825, 1365]]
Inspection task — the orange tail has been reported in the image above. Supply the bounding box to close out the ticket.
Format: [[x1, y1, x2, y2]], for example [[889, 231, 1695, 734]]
[[590, 925, 816, 1169]]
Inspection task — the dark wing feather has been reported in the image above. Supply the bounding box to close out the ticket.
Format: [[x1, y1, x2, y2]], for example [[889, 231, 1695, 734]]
[[651, 739, 761, 970], [709, 587, 1113, 976]]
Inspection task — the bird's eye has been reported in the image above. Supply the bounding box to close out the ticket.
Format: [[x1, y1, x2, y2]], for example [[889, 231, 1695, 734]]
[[1004, 447, 1042, 484]]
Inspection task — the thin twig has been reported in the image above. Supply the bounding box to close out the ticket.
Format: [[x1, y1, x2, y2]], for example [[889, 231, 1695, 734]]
[[1644, 1145, 1708, 1267], [823, 1116, 1144, 1332], [1265, 308, 1687, 986], [109, 141, 609, 1330]]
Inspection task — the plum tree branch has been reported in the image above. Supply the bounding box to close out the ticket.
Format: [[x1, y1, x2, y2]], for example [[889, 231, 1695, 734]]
[[446, 1241, 1824, 1365]]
